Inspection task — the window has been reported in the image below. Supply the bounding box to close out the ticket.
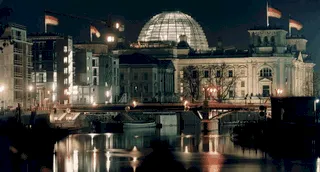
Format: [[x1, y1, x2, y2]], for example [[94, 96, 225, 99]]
[[64, 68, 67, 74], [260, 68, 272, 77], [241, 81, 245, 87], [144, 73, 148, 80], [204, 70, 209, 78], [93, 78, 97, 85], [134, 73, 138, 80], [92, 59, 96, 67], [63, 46, 67, 53], [216, 70, 221, 77], [64, 57, 68, 63], [229, 90, 234, 98], [241, 90, 245, 97], [120, 73, 124, 80], [228, 70, 233, 77], [144, 85, 148, 93], [64, 78, 68, 84], [192, 71, 198, 78], [262, 85, 270, 97], [39, 64, 42, 70], [154, 73, 157, 80], [93, 68, 98, 76]]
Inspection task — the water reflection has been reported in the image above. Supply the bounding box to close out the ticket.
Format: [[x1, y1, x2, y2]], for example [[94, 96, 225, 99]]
[[54, 125, 318, 172]]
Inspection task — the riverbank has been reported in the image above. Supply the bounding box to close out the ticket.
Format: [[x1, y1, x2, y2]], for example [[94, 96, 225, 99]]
[[0, 115, 71, 171], [232, 120, 318, 158]]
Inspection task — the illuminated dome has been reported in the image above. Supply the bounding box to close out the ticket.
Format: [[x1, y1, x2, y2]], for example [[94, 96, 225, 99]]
[[138, 11, 209, 50]]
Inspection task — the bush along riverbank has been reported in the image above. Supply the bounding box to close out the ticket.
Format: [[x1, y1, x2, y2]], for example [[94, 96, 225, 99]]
[[0, 116, 70, 171], [231, 120, 318, 159]]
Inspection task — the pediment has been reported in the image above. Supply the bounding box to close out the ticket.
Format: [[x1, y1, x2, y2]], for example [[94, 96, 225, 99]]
[[259, 77, 272, 83]]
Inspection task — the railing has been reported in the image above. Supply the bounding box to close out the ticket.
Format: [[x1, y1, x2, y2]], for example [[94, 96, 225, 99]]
[[14, 72, 23, 77], [14, 48, 23, 54], [14, 60, 22, 65], [14, 85, 23, 90]]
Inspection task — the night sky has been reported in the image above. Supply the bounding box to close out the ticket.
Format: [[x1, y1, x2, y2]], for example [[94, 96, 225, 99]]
[[2, 0, 320, 70]]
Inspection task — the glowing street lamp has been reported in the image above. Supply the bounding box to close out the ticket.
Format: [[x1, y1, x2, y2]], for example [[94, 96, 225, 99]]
[[132, 100, 137, 108], [276, 89, 283, 96], [314, 99, 319, 123], [28, 85, 33, 92]]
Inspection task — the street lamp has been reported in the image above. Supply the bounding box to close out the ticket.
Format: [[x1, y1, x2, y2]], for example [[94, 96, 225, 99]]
[[276, 89, 283, 96], [28, 85, 34, 109], [314, 99, 319, 123]]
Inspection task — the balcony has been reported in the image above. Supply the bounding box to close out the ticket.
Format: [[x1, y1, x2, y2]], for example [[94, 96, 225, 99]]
[[14, 72, 23, 77], [14, 48, 23, 54], [14, 85, 23, 90], [14, 60, 22, 65]]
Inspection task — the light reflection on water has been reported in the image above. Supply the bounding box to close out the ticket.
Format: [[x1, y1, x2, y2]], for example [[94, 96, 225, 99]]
[[54, 125, 318, 172]]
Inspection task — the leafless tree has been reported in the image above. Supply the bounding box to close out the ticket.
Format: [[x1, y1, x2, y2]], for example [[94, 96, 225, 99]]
[[180, 65, 201, 102], [205, 63, 239, 103], [313, 72, 320, 97]]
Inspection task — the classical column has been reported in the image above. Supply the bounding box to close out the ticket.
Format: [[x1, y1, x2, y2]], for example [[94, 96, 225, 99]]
[[173, 60, 180, 94], [248, 63, 253, 95]]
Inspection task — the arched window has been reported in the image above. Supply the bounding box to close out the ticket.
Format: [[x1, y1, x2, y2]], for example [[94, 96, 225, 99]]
[[260, 68, 272, 77], [270, 36, 275, 45], [264, 36, 269, 45]]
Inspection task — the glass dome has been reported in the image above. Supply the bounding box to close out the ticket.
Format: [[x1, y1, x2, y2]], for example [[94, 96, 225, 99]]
[[138, 11, 209, 50]]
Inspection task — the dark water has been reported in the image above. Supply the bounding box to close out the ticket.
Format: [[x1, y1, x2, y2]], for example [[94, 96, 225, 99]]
[[54, 116, 320, 172]]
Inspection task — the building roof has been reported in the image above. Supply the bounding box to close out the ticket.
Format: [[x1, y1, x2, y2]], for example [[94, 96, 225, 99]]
[[28, 32, 72, 40], [119, 53, 174, 69]]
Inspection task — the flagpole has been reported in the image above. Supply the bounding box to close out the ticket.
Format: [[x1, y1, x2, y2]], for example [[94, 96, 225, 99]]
[[266, 1, 269, 27], [288, 14, 291, 37]]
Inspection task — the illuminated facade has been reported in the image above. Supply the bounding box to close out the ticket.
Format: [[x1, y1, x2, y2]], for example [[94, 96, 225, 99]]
[[73, 43, 120, 104], [118, 23, 315, 104], [0, 23, 33, 108], [138, 11, 208, 51], [29, 33, 73, 106], [118, 53, 175, 103]]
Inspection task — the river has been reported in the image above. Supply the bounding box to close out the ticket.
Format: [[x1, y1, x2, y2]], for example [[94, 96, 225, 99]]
[[53, 114, 320, 172]]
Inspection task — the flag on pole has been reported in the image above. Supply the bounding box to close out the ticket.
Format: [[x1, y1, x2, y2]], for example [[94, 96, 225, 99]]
[[289, 19, 303, 30], [45, 15, 59, 26], [90, 25, 101, 38], [267, 6, 282, 19]]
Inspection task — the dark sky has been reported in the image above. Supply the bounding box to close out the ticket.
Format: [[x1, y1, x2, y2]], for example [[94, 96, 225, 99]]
[[2, 0, 320, 70]]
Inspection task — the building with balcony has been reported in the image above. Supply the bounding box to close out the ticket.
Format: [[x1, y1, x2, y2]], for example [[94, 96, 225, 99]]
[[73, 43, 119, 104], [118, 53, 175, 103], [0, 23, 33, 108], [28, 33, 73, 106]]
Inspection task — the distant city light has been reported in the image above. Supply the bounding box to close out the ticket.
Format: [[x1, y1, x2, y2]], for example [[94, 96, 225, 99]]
[[115, 23, 120, 29], [107, 36, 115, 42]]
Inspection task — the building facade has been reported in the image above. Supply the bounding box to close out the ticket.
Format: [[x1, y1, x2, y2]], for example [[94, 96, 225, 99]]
[[73, 43, 119, 104], [118, 53, 175, 103], [29, 33, 73, 106], [115, 11, 315, 104], [0, 23, 33, 108]]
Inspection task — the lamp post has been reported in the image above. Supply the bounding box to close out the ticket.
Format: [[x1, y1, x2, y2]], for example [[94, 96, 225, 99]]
[[28, 85, 34, 109], [314, 99, 319, 124]]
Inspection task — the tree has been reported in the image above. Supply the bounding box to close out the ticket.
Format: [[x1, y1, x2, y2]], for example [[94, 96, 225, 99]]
[[180, 65, 201, 102], [205, 63, 239, 103]]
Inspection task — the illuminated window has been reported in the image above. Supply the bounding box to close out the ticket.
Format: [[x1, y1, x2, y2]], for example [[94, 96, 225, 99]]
[[260, 68, 272, 77], [107, 36, 115, 42], [64, 57, 67, 63], [64, 68, 68, 74], [115, 23, 120, 29], [64, 46, 67, 53]]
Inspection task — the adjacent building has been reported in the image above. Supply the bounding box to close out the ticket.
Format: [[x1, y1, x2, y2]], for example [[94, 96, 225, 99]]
[[118, 53, 175, 103], [0, 23, 33, 108], [28, 33, 73, 106], [73, 43, 119, 104]]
